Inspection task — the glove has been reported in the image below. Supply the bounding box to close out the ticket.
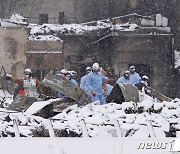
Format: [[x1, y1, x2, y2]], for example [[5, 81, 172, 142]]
[[92, 90, 96, 97], [5, 74, 13, 80]]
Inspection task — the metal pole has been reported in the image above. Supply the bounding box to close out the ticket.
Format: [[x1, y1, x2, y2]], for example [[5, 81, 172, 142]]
[[13, 119, 20, 137]]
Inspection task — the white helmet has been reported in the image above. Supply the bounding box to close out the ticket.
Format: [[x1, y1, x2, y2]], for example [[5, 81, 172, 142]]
[[142, 75, 149, 80], [60, 69, 68, 74], [92, 63, 100, 71], [124, 70, 130, 75], [24, 68, 32, 75], [129, 65, 136, 70], [129, 65, 135, 69], [86, 66, 92, 71], [68, 70, 76, 76]]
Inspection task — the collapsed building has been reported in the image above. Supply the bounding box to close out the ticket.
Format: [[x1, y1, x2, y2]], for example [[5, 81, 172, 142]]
[[0, 13, 177, 98], [0, 15, 180, 152]]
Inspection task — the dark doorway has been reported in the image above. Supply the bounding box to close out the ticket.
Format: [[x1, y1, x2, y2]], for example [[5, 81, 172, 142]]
[[32, 69, 49, 81], [39, 13, 48, 25], [59, 12, 65, 24]]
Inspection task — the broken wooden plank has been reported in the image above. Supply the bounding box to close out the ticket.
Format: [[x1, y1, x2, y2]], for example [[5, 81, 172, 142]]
[[145, 86, 172, 102]]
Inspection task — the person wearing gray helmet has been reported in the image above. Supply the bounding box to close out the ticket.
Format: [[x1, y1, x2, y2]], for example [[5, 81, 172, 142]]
[[129, 65, 141, 85]]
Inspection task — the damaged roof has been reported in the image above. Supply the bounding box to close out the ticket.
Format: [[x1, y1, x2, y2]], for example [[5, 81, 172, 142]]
[[0, 13, 171, 41]]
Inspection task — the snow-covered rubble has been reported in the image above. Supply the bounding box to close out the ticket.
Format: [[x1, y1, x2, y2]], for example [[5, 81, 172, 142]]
[[0, 13, 170, 41], [27, 22, 140, 41], [0, 88, 180, 138]]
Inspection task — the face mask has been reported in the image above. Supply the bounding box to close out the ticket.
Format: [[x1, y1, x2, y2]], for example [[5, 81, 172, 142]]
[[86, 70, 91, 74], [124, 73, 129, 78], [142, 80, 148, 86], [25, 74, 30, 78]]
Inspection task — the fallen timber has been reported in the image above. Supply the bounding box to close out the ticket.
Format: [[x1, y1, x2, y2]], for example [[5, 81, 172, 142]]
[[145, 86, 173, 102]]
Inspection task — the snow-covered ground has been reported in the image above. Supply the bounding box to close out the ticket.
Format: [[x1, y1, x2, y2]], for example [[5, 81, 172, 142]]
[[0, 88, 179, 138]]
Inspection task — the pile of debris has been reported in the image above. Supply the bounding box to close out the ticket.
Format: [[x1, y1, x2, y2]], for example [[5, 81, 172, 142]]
[[0, 13, 171, 41], [0, 95, 179, 138], [0, 71, 178, 138]]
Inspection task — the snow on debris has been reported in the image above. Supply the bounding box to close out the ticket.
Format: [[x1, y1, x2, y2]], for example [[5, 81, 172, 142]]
[[27, 22, 111, 35], [27, 22, 139, 41], [0, 13, 171, 41], [27, 22, 112, 41], [10, 13, 27, 22], [0, 14, 28, 28], [0, 87, 180, 138], [27, 34, 62, 41]]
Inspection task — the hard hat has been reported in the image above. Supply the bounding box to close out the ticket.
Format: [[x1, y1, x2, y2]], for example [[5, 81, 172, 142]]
[[24, 68, 32, 75], [142, 75, 149, 80], [86, 66, 92, 71], [129, 65, 135, 70], [92, 63, 100, 71], [123, 70, 130, 78], [68, 70, 76, 76], [60, 69, 68, 74], [129, 65, 136, 73], [124, 70, 130, 75]]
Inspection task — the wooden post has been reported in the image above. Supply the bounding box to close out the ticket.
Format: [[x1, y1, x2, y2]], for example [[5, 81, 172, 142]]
[[79, 119, 89, 137], [47, 119, 55, 138], [146, 119, 156, 137], [113, 120, 123, 137], [13, 119, 20, 137]]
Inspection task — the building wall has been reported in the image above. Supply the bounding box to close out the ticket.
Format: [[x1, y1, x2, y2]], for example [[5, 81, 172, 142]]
[[0, 0, 74, 24], [26, 40, 64, 80], [0, 0, 177, 24], [0, 0, 109, 24], [0, 28, 63, 79], [0, 27, 26, 78], [109, 34, 175, 97], [0, 27, 174, 97], [61, 34, 175, 97], [60, 34, 112, 84]]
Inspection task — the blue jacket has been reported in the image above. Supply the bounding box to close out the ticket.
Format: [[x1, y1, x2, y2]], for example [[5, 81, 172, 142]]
[[86, 71, 108, 95], [129, 72, 141, 85], [80, 74, 89, 93], [69, 78, 78, 86], [116, 77, 131, 84]]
